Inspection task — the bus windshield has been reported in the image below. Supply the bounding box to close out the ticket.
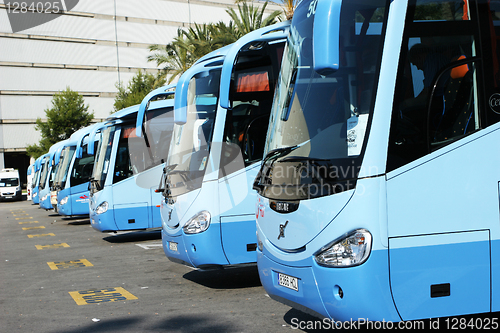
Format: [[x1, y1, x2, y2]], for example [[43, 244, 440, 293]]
[[129, 105, 174, 182], [53, 146, 76, 189], [39, 160, 50, 190], [166, 68, 220, 198], [256, 0, 389, 200], [31, 170, 39, 189]]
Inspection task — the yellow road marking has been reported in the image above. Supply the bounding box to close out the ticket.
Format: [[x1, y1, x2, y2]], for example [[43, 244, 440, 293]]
[[28, 233, 55, 238], [35, 243, 70, 250], [13, 213, 29, 216], [69, 287, 138, 305], [19, 221, 39, 224], [15, 217, 33, 220], [22, 226, 45, 230], [47, 259, 93, 270]]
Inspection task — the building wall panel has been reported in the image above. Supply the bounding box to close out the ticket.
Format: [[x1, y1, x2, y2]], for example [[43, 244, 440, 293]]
[[0, 95, 115, 120], [1, 124, 41, 148], [0, 38, 156, 69], [0, 67, 134, 93]]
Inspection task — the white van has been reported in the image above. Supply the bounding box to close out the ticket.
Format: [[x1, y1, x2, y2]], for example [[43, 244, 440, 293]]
[[0, 168, 22, 201]]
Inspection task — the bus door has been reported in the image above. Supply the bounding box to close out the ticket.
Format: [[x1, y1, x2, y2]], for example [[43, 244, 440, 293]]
[[134, 102, 175, 228], [69, 143, 94, 212], [385, 0, 500, 320], [218, 36, 286, 264], [110, 123, 150, 229]]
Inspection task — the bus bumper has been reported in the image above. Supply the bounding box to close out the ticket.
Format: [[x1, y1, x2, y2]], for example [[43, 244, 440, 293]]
[[257, 248, 401, 322], [90, 209, 116, 232], [58, 201, 72, 216], [39, 193, 52, 210], [162, 224, 230, 269]]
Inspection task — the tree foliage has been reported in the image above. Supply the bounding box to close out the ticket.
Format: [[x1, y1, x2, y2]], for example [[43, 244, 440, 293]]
[[227, 1, 282, 38], [148, 1, 282, 83], [26, 87, 94, 158], [275, 0, 298, 21], [113, 70, 166, 112]]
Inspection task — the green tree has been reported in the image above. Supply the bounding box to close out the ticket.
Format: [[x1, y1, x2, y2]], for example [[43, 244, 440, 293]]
[[113, 70, 166, 112], [149, 23, 238, 84], [148, 1, 282, 83], [26, 87, 94, 159], [276, 0, 298, 20], [227, 1, 282, 38], [148, 29, 198, 84]]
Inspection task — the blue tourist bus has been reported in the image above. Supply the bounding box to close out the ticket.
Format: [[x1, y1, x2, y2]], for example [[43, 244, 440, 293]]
[[30, 156, 43, 204], [53, 123, 102, 216], [89, 99, 175, 232], [150, 21, 289, 269], [254, 0, 500, 322], [38, 140, 67, 210]]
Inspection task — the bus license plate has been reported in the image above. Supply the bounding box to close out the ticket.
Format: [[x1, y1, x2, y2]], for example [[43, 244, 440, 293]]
[[278, 272, 299, 291], [169, 241, 178, 252]]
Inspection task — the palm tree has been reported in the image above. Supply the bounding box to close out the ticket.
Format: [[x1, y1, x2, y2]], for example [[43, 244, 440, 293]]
[[182, 23, 234, 60], [227, 1, 282, 38], [211, 21, 239, 47], [147, 1, 282, 83], [278, 0, 298, 20], [148, 29, 194, 84]]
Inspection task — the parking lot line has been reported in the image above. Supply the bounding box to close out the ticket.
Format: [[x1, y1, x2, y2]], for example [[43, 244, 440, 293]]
[[22, 226, 45, 230], [35, 243, 70, 250], [27, 233, 55, 238]]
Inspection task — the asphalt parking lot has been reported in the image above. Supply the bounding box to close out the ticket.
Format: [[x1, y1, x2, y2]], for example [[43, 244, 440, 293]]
[[0, 198, 318, 333]]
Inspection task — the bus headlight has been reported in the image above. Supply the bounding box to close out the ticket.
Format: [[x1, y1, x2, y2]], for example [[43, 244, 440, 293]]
[[314, 229, 372, 267], [41, 194, 48, 201], [95, 201, 109, 215], [60, 196, 69, 205], [183, 211, 210, 234]]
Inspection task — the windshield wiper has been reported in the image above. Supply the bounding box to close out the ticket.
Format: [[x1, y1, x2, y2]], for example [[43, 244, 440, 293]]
[[264, 145, 300, 165], [253, 145, 299, 194]]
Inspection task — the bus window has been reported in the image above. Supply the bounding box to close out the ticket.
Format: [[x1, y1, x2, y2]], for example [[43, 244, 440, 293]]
[[223, 40, 285, 166], [39, 160, 49, 190], [54, 146, 76, 189], [113, 124, 135, 184], [130, 106, 174, 179], [92, 126, 115, 192], [480, 0, 500, 124], [139, 107, 174, 170], [387, 0, 483, 171]]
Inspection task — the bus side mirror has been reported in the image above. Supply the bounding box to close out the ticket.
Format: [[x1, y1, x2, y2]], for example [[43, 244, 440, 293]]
[[313, 0, 341, 76], [174, 106, 187, 125]]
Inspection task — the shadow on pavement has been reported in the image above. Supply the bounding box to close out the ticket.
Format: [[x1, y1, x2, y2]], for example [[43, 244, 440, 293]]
[[55, 314, 236, 333], [102, 230, 162, 243], [183, 265, 261, 289]]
